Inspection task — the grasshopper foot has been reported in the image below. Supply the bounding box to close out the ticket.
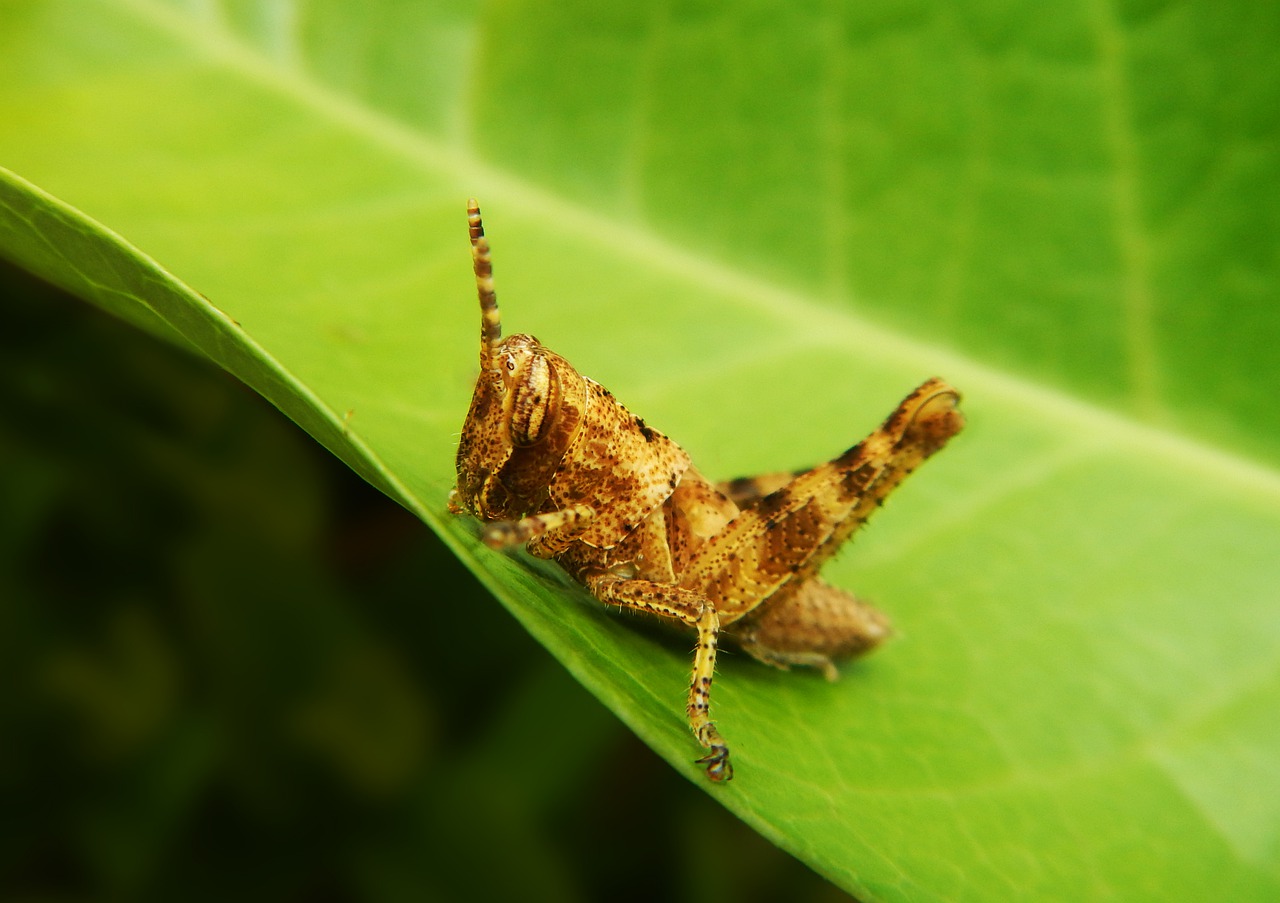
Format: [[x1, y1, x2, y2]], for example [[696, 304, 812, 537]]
[[694, 725, 734, 782], [696, 744, 733, 782]]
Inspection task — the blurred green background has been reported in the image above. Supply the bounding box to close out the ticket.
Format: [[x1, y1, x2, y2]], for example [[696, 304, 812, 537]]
[[0, 259, 849, 902]]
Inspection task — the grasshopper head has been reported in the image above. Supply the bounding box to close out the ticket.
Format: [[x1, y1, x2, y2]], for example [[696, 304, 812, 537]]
[[453, 334, 585, 521], [450, 201, 585, 522]]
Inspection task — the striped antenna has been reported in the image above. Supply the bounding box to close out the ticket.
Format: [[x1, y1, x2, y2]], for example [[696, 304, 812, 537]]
[[468, 199, 502, 367]]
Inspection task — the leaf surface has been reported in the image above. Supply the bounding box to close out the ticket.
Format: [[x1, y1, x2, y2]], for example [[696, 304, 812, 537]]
[[1, 2, 1277, 900]]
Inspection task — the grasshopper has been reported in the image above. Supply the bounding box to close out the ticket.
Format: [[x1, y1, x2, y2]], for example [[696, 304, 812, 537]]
[[449, 200, 964, 782]]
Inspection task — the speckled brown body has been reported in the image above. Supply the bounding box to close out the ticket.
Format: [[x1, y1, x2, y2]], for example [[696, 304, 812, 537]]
[[449, 200, 964, 782]]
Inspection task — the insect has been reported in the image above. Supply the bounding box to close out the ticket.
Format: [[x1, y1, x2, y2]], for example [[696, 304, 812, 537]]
[[449, 200, 964, 782]]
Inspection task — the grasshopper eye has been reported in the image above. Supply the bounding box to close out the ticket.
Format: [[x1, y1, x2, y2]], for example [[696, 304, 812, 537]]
[[510, 355, 558, 446]]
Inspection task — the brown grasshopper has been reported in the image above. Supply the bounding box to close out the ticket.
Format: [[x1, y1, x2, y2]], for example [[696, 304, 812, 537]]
[[449, 200, 964, 782]]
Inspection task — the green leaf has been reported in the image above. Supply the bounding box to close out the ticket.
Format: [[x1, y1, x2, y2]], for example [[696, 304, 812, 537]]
[[2, 1, 1278, 900]]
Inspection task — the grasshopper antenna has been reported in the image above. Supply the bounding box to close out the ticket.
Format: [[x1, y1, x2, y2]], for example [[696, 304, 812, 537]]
[[468, 198, 501, 368]]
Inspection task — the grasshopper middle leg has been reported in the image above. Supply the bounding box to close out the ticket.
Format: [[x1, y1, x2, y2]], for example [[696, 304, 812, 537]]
[[585, 573, 733, 782]]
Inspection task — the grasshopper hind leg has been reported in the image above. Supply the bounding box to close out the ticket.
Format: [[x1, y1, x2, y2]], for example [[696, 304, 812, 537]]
[[717, 470, 805, 510]]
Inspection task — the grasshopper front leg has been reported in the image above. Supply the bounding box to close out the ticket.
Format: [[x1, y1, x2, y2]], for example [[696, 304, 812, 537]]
[[584, 573, 733, 782], [478, 505, 595, 553]]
